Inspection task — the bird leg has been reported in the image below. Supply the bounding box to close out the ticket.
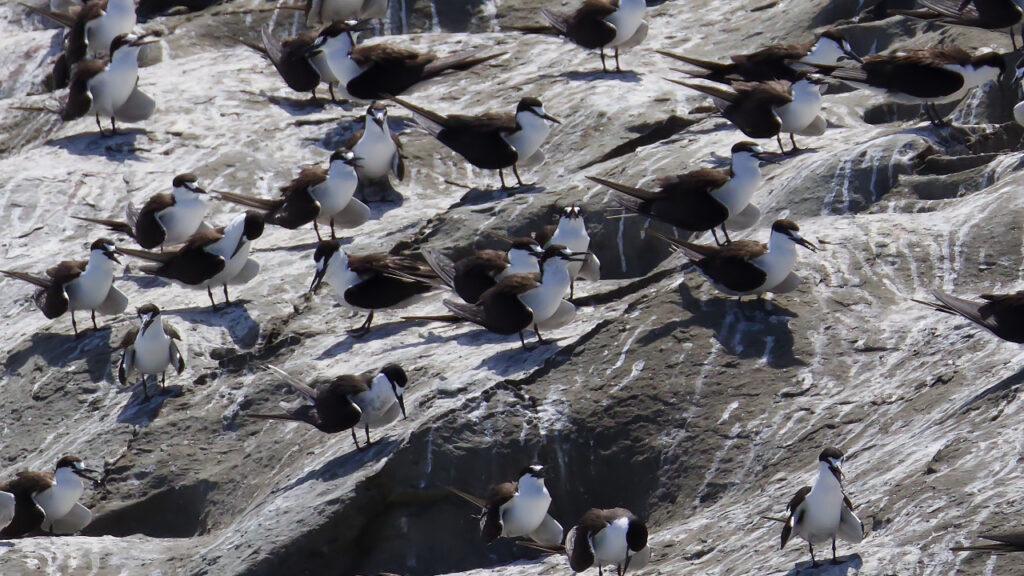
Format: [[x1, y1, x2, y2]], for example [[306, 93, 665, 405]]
[[91, 310, 98, 329], [364, 424, 371, 445], [615, 47, 622, 72], [314, 220, 323, 242], [223, 284, 231, 306], [831, 538, 840, 564], [348, 311, 374, 336], [569, 279, 575, 301], [71, 310, 79, 337], [600, 48, 608, 73], [498, 169, 508, 189], [711, 228, 723, 246], [310, 88, 318, 102], [207, 286, 220, 310], [533, 323, 548, 344], [809, 542, 818, 567], [111, 117, 118, 135], [1012, 28, 1019, 51], [330, 217, 337, 239], [512, 164, 526, 187], [161, 372, 166, 394], [350, 427, 363, 450], [518, 331, 537, 351], [95, 115, 106, 137], [722, 224, 732, 244], [776, 133, 787, 154], [789, 133, 802, 152], [140, 375, 150, 400], [329, 84, 337, 103]]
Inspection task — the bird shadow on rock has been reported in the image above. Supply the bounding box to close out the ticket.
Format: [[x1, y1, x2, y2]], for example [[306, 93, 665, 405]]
[[950, 365, 1024, 416], [262, 92, 350, 117], [542, 70, 641, 83], [785, 554, 863, 575], [662, 283, 805, 368], [47, 128, 148, 161], [164, 301, 261, 348], [357, 179, 405, 209], [316, 317, 421, 360], [116, 383, 185, 426], [450, 184, 546, 209], [4, 327, 114, 383], [274, 438, 398, 493]]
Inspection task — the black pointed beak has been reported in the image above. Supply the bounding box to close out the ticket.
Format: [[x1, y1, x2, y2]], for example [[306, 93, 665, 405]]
[[397, 394, 407, 419], [844, 50, 863, 64], [107, 249, 122, 264], [541, 113, 561, 124], [795, 236, 818, 252], [192, 185, 208, 195], [310, 266, 326, 293], [76, 468, 102, 485]]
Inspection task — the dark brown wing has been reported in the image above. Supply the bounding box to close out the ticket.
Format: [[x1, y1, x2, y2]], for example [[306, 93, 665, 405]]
[[62, 58, 106, 121], [535, 224, 558, 248], [0, 471, 54, 538], [312, 376, 365, 433], [163, 322, 182, 340], [135, 192, 175, 248], [453, 250, 508, 304], [346, 44, 434, 99], [781, 485, 812, 548], [343, 128, 364, 150], [46, 260, 87, 282], [565, 0, 618, 48], [117, 326, 140, 349], [851, 52, 967, 98], [481, 481, 517, 543], [932, 290, 1024, 343], [66, 1, 105, 64], [262, 27, 320, 92], [350, 253, 437, 281]]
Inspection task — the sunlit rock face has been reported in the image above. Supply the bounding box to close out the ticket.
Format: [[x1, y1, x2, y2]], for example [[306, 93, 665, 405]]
[[1, 1, 1024, 575]]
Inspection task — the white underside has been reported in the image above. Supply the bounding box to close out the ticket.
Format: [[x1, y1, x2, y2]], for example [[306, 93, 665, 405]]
[[593, 517, 630, 565], [87, 47, 140, 119], [500, 491, 552, 537], [33, 469, 85, 527], [1015, 101, 1024, 127], [501, 113, 551, 166], [131, 321, 173, 375], [777, 81, 822, 133], [85, 2, 135, 57], [0, 491, 14, 531], [65, 254, 117, 311], [351, 374, 401, 427], [795, 466, 844, 544], [157, 197, 207, 245], [546, 219, 591, 280], [604, 0, 646, 48], [353, 122, 399, 179], [311, 165, 359, 218], [519, 264, 571, 323]]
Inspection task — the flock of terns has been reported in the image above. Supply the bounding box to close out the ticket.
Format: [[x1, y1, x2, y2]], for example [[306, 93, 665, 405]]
[[1, 0, 1024, 571]]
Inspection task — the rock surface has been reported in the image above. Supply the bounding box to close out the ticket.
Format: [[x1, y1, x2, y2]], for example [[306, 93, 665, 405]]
[[1, 0, 1024, 575]]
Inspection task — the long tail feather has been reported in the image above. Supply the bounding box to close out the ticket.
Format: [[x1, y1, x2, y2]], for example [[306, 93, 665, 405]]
[[118, 247, 174, 263], [19, 2, 76, 26], [213, 190, 277, 211], [423, 51, 506, 78], [71, 215, 135, 237], [515, 540, 565, 554], [262, 364, 317, 401], [0, 269, 52, 288], [656, 50, 730, 73], [586, 175, 657, 200], [446, 486, 486, 508]]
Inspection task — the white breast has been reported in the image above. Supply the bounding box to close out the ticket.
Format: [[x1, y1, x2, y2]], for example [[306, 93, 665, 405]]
[[0, 491, 14, 531], [312, 164, 359, 218], [752, 239, 798, 293], [593, 517, 630, 565], [519, 263, 571, 323], [500, 113, 551, 165], [132, 321, 172, 375], [501, 490, 552, 537], [85, 0, 135, 57], [797, 468, 844, 543], [776, 81, 822, 133], [353, 122, 398, 179], [548, 220, 590, 278], [351, 374, 400, 427], [157, 196, 207, 245], [33, 468, 84, 522], [710, 158, 760, 217], [88, 47, 140, 118], [604, 0, 646, 48], [65, 256, 116, 311], [326, 261, 362, 306]]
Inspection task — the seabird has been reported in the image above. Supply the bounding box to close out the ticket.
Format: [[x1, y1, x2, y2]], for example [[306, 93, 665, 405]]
[[913, 289, 1024, 343], [891, 0, 1023, 49], [250, 363, 410, 448], [117, 303, 186, 399], [0, 238, 127, 336], [391, 96, 560, 189], [214, 149, 364, 241], [654, 219, 817, 304], [0, 456, 100, 539], [670, 76, 826, 153], [73, 173, 209, 250], [657, 29, 861, 84], [442, 245, 586, 349], [343, 102, 405, 183], [771, 447, 865, 566], [1014, 56, 1024, 126], [447, 465, 563, 546], [421, 236, 543, 304], [540, 0, 648, 72], [22, 0, 137, 67], [256, 22, 354, 102], [309, 240, 438, 335], [810, 47, 1006, 126], [307, 32, 505, 101], [61, 32, 157, 135], [118, 212, 264, 309], [535, 206, 601, 298], [306, 0, 387, 25], [952, 531, 1024, 553], [588, 141, 771, 246], [521, 507, 652, 576], [0, 491, 12, 533]]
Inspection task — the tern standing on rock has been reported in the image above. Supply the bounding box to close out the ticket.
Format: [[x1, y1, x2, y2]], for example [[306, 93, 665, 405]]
[[0, 456, 100, 539], [541, 0, 648, 72], [448, 465, 563, 545], [117, 303, 187, 399], [536, 206, 600, 298]]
